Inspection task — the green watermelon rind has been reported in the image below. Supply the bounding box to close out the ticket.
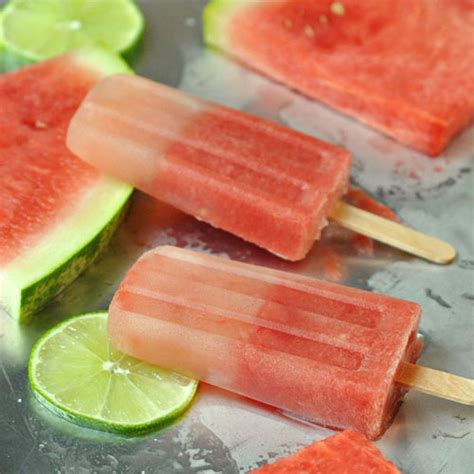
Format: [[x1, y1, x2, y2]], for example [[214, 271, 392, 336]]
[[18, 201, 130, 325], [203, 0, 255, 49], [0, 48, 134, 323]]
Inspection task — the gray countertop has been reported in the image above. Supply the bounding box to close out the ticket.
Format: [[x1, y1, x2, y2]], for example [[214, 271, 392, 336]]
[[1, 1, 473, 472]]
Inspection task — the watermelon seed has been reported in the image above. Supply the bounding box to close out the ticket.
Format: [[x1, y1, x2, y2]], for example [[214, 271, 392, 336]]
[[35, 120, 47, 129], [304, 26, 315, 38], [330, 2, 346, 16]]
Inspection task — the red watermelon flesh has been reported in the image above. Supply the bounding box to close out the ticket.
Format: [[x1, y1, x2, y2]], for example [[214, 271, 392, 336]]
[[250, 430, 401, 473], [204, 0, 474, 156], [0, 56, 102, 265], [108, 246, 421, 441], [0, 50, 132, 322]]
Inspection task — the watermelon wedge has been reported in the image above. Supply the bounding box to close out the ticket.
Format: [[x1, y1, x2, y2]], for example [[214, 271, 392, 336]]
[[250, 430, 401, 473], [204, 0, 474, 156], [0, 49, 133, 323]]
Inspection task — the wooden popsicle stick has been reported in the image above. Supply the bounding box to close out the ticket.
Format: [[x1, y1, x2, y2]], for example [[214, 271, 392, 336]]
[[329, 201, 456, 264], [396, 362, 474, 406]]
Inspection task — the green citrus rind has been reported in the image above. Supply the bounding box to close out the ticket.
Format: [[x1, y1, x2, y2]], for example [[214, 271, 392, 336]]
[[29, 312, 199, 434], [1, 0, 145, 63], [0, 7, 34, 72]]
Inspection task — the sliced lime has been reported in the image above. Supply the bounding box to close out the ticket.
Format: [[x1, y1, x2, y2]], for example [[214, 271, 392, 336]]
[[0, 8, 33, 71], [1, 0, 144, 61], [29, 312, 198, 434], [0, 9, 4, 45]]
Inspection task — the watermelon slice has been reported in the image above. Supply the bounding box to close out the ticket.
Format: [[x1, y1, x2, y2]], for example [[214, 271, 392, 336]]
[[0, 49, 133, 323], [250, 430, 401, 473], [204, 0, 474, 156]]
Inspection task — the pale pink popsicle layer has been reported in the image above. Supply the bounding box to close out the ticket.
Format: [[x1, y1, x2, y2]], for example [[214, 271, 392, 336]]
[[67, 74, 351, 260], [108, 246, 422, 439]]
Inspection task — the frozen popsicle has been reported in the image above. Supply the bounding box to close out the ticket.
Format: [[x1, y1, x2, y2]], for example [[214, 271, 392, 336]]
[[67, 74, 456, 264], [108, 246, 474, 439], [250, 430, 401, 473]]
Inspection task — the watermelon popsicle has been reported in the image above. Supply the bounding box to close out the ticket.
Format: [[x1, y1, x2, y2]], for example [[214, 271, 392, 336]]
[[108, 246, 474, 440], [67, 74, 456, 264]]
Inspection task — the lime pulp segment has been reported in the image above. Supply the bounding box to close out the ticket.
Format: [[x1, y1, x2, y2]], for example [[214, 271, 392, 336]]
[[1, 0, 144, 61], [29, 312, 198, 434]]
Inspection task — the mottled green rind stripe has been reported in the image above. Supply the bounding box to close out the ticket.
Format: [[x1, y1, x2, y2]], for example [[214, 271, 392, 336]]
[[19, 197, 132, 325]]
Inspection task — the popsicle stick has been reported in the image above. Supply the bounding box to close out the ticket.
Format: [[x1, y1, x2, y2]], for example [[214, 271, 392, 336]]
[[329, 201, 456, 264], [396, 362, 474, 406]]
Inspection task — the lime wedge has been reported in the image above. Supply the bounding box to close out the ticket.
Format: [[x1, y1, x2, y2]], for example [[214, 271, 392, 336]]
[[29, 312, 198, 434], [1, 0, 144, 61]]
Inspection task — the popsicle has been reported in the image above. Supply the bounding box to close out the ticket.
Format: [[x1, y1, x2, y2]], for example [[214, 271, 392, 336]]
[[67, 74, 456, 264], [250, 430, 401, 473], [108, 246, 474, 440]]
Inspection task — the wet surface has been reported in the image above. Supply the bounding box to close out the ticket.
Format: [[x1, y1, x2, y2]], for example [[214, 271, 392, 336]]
[[0, 0, 473, 472]]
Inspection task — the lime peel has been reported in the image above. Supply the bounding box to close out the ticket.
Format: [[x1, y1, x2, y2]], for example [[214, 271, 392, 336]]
[[29, 312, 198, 434], [1, 0, 144, 61]]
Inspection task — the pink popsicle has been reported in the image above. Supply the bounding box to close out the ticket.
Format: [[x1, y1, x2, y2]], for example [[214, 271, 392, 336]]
[[108, 246, 422, 439], [67, 74, 351, 261]]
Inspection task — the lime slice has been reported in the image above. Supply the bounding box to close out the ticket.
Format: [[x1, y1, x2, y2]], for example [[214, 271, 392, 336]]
[[0, 8, 33, 71], [0, 9, 6, 52], [29, 312, 198, 434], [0, 9, 4, 46], [1, 0, 144, 61]]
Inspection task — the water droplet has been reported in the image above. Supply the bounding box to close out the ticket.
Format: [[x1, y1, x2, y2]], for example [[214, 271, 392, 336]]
[[68, 20, 82, 31]]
